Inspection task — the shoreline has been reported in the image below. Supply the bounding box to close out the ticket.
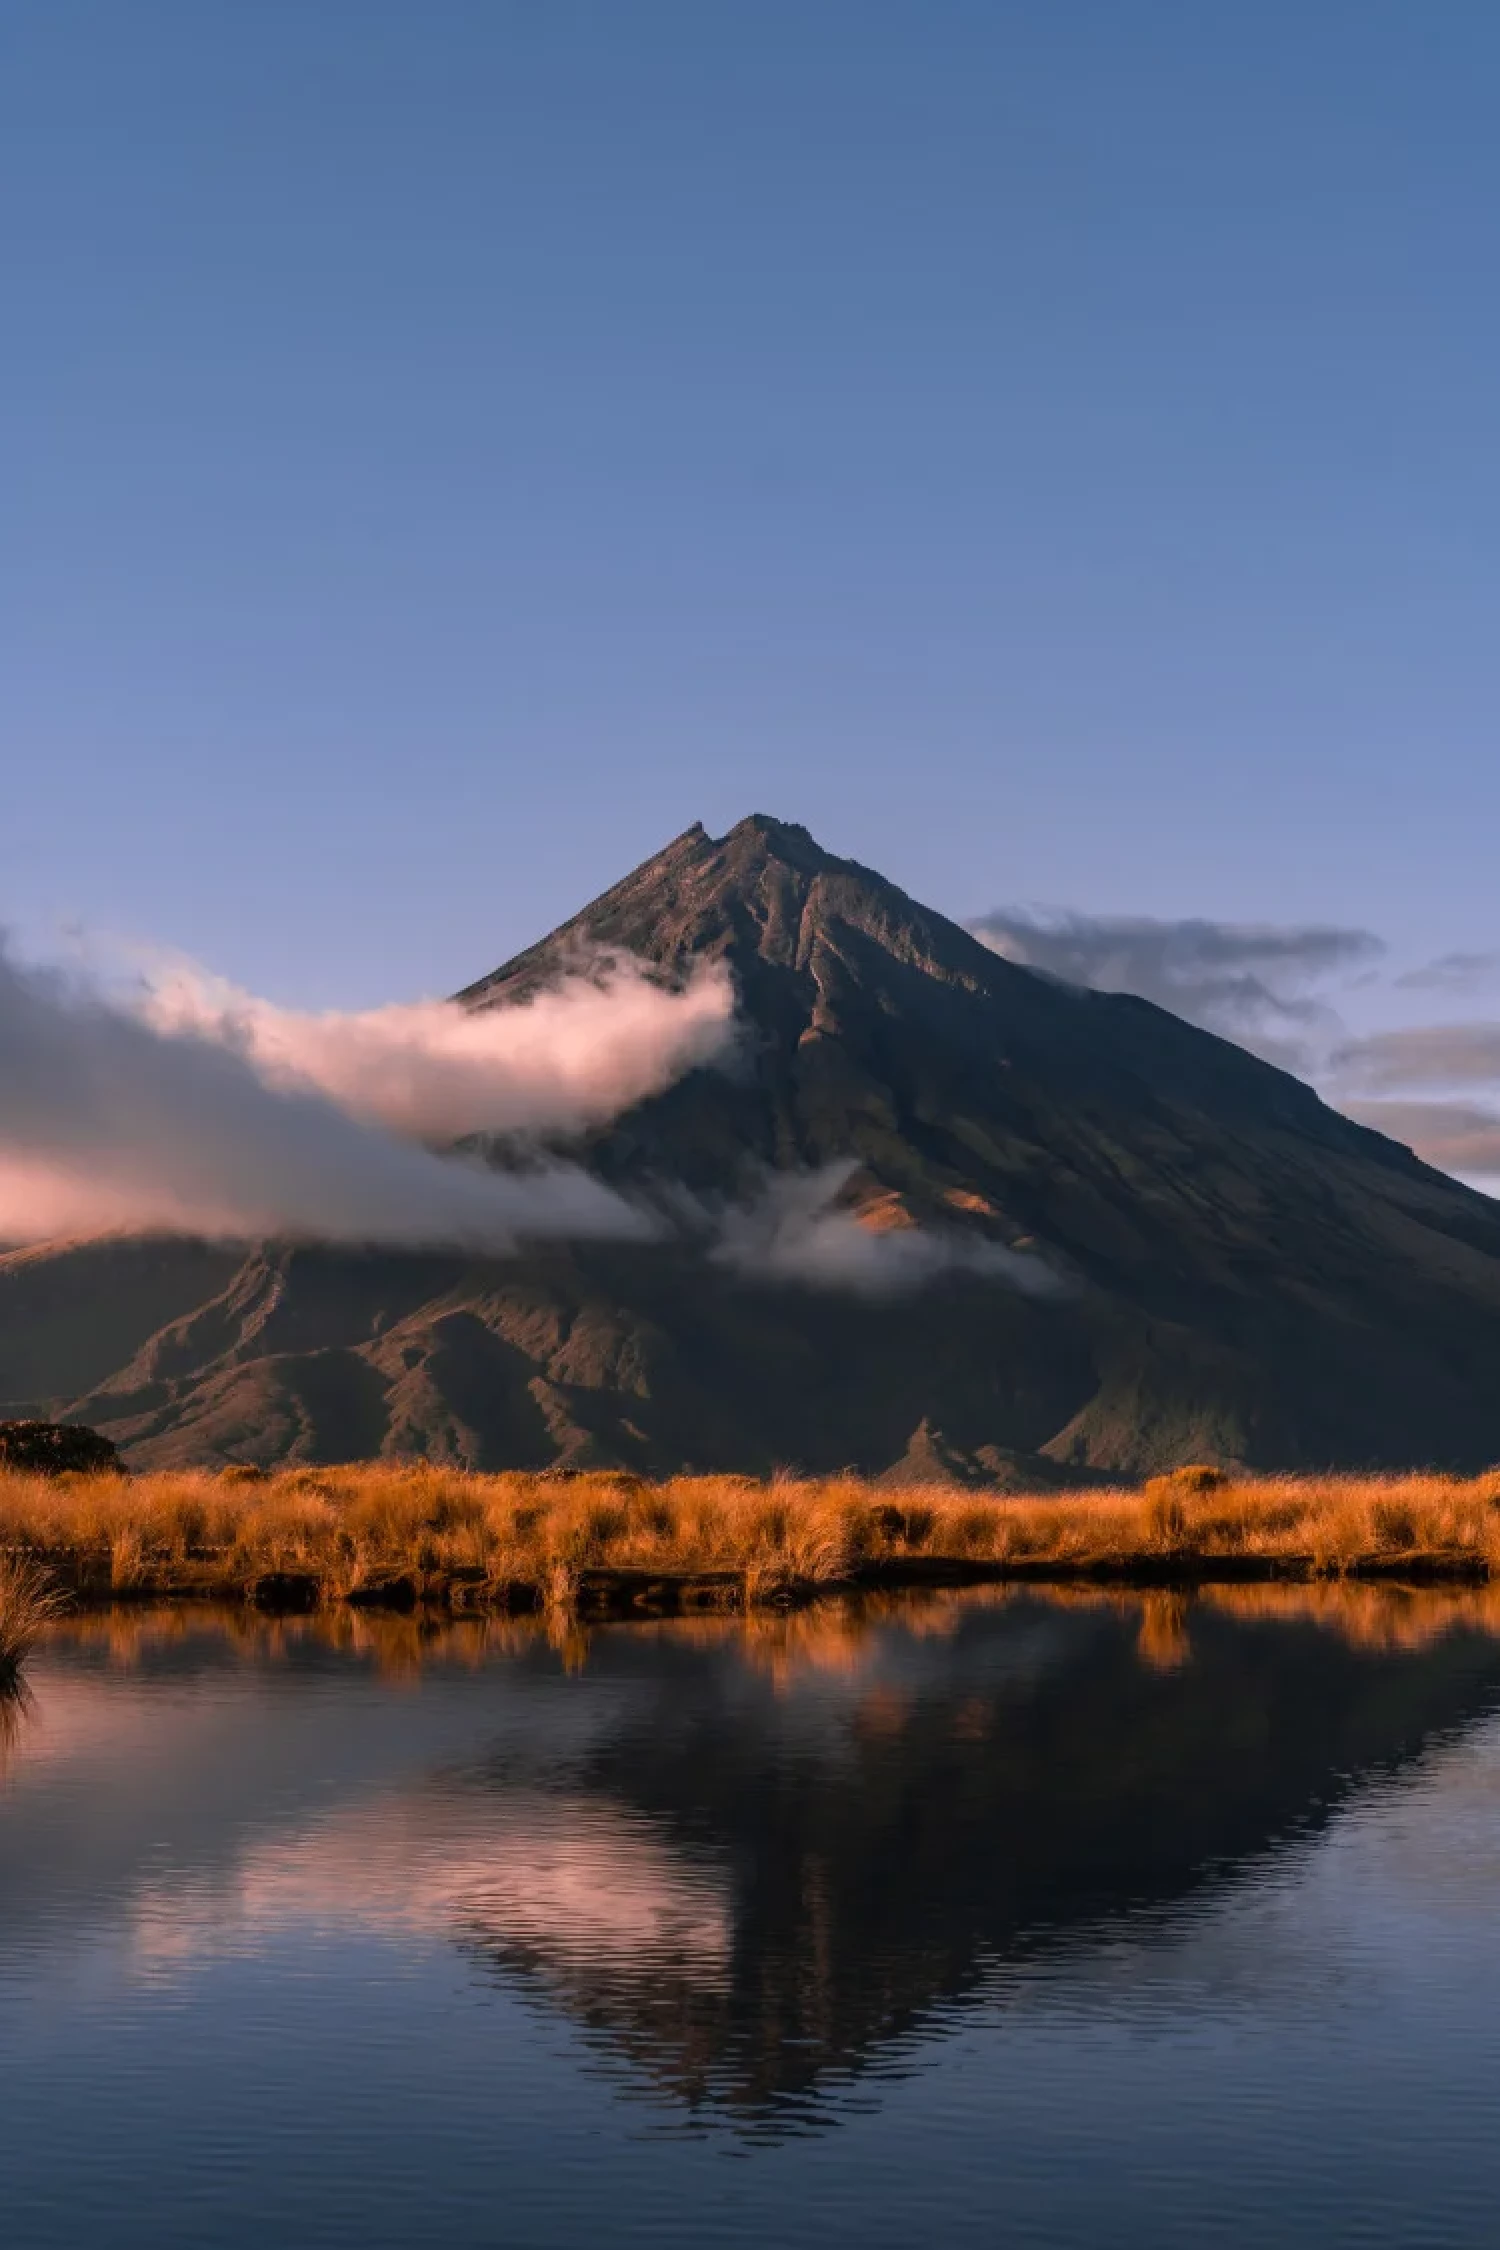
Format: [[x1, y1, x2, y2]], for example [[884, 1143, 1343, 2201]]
[[14, 1545, 1499, 1619], [7, 1460, 1500, 1620]]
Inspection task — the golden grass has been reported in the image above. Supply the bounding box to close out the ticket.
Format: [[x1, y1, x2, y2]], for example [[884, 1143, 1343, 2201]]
[[4, 1461, 1500, 1614], [0, 1555, 68, 1678]]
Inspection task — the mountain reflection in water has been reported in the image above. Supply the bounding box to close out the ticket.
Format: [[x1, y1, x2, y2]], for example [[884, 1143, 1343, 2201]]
[[7, 1584, 1500, 2140]]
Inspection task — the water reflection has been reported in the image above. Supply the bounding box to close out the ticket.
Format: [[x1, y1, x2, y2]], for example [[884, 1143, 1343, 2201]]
[[35, 1574, 1500, 1675], [0, 1672, 29, 1784], [8, 1585, 1500, 2133]]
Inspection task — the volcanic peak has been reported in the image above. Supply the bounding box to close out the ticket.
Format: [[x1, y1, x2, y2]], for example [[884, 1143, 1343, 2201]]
[[13, 810, 1500, 1477], [458, 810, 990, 1011]]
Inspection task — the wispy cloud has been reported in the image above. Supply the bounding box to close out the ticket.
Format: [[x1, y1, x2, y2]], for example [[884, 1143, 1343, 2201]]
[[969, 908, 1382, 1071], [1333, 1024, 1500, 1091], [709, 1162, 1061, 1297], [137, 951, 736, 1141], [968, 902, 1500, 1189], [0, 940, 731, 1250], [1329, 1024, 1500, 1182], [0, 937, 1055, 1290], [1393, 951, 1500, 995], [1339, 1100, 1500, 1179]]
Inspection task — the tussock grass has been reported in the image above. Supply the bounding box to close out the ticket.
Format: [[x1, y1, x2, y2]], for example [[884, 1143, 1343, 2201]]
[[0, 1555, 68, 1678], [4, 1461, 1500, 1613]]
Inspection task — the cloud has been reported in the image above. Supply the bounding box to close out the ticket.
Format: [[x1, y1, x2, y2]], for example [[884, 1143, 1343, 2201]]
[[1331, 1023, 1500, 1185], [134, 950, 736, 1140], [965, 902, 1500, 1198], [0, 941, 700, 1250], [1340, 1101, 1500, 1180], [970, 909, 1382, 1070], [1332, 1024, 1500, 1092], [947, 913, 1497, 1193], [709, 1163, 1060, 1298], [0, 933, 1051, 1289], [1393, 952, 1500, 995]]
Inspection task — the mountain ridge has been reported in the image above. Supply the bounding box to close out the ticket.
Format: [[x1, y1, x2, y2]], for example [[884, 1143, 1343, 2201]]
[[470, 812, 1442, 1185], [5, 812, 1500, 1477]]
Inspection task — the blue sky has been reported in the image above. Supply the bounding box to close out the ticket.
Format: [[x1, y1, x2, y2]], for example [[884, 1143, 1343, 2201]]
[[5, 0, 1498, 1046]]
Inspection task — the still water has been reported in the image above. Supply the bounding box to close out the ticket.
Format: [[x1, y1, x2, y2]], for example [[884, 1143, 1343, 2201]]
[[5, 1584, 1500, 2247]]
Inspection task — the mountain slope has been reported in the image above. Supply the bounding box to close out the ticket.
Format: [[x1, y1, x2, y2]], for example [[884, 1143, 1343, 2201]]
[[8, 813, 1500, 1476]]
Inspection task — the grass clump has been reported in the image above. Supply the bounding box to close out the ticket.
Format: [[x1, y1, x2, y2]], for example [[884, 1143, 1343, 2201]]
[[0, 1556, 68, 1680]]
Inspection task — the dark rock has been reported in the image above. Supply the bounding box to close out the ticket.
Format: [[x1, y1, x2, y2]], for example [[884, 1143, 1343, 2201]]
[[345, 1572, 418, 1611], [246, 1571, 321, 1612]]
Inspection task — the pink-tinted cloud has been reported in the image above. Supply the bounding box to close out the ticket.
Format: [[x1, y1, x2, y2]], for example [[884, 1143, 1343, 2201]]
[[138, 952, 735, 1140], [0, 942, 731, 1249]]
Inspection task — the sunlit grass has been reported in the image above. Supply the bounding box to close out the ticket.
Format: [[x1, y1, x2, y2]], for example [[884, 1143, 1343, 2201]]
[[0, 1554, 68, 1679], [3, 1459, 1500, 1611]]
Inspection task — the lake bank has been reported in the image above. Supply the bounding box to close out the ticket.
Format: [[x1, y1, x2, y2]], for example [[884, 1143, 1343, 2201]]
[[6, 1461, 1500, 1617]]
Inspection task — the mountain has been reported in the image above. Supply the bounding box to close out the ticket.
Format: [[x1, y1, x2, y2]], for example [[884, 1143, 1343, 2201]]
[[6, 812, 1500, 1476]]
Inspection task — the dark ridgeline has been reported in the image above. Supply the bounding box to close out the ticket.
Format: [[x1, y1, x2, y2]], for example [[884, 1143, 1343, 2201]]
[[6, 813, 1500, 1473]]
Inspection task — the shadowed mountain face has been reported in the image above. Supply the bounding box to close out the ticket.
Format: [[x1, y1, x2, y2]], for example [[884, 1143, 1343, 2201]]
[[7, 813, 1500, 1472]]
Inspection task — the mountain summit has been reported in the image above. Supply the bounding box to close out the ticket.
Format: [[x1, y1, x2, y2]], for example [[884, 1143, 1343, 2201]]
[[6, 815, 1500, 1476]]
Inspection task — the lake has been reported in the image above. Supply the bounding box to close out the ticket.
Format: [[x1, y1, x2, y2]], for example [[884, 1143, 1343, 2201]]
[[5, 1584, 1500, 2247]]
